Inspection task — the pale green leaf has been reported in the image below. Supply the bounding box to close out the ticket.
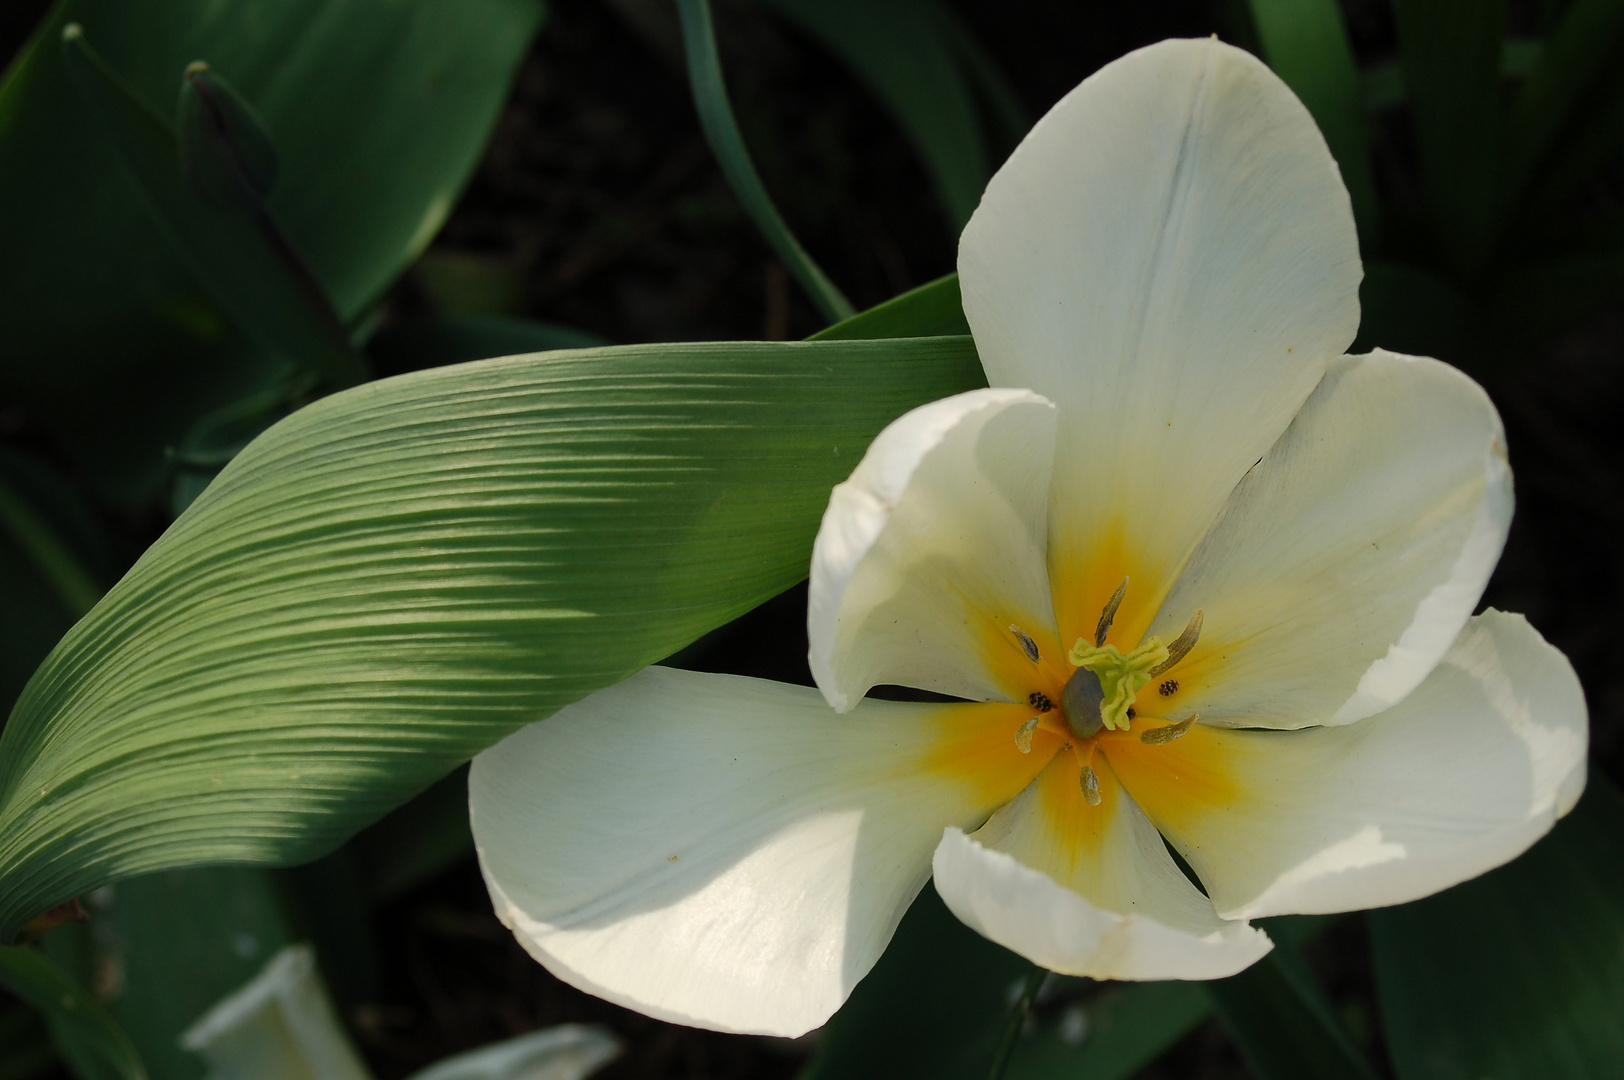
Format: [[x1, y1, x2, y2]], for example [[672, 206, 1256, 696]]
[[0, 337, 982, 939]]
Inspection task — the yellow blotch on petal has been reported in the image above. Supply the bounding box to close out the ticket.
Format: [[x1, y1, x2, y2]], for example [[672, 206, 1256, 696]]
[[919, 702, 1062, 810], [1097, 724, 1244, 842], [1048, 517, 1165, 653]]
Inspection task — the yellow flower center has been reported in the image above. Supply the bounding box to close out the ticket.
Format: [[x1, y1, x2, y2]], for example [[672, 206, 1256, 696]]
[[1065, 638, 1169, 734]]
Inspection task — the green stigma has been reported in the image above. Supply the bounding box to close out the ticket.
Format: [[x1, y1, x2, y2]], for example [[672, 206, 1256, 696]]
[[1067, 636, 1168, 732]]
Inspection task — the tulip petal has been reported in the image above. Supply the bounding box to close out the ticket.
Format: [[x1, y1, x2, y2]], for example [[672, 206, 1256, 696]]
[[1146, 350, 1512, 729], [471, 667, 1048, 1037], [958, 38, 1361, 648], [1108, 611, 1588, 921], [932, 751, 1271, 980], [808, 387, 1060, 711]]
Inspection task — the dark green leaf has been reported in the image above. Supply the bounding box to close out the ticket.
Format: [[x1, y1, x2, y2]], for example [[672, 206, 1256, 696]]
[[42, 866, 296, 1080], [757, 0, 1014, 230], [1393, 0, 1507, 277], [60, 25, 364, 391], [0, 337, 983, 938], [1370, 773, 1624, 1080], [675, 0, 854, 322], [1004, 981, 1210, 1080], [1505, 0, 1624, 203], [0, 0, 544, 499], [0, 945, 145, 1080], [175, 62, 280, 211], [811, 274, 970, 341], [799, 886, 1032, 1080], [1205, 935, 1379, 1080], [0, 1006, 59, 1080], [1246, 0, 1378, 240], [346, 766, 474, 905]]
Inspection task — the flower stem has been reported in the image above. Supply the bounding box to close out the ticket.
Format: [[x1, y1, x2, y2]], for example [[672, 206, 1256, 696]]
[[987, 965, 1046, 1080]]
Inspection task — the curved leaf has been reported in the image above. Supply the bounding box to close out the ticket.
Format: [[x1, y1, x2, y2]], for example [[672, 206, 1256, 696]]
[[0, 337, 983, 939], [0, 0, 544, 498], [0, 946, 145, 1080]]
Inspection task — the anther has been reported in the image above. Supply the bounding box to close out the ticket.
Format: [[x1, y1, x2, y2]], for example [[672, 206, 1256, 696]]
[[1080, 764, 1102, 806], [1028, 691, 1053, 712], [1140, 714, 1198, 745], [1009, 624, 1041, 663], [1158, 679, 1178, 696], [1095, 578, 1129, 647], [1015, 717, 1040, 754], [1148, 610, 1203, 678]]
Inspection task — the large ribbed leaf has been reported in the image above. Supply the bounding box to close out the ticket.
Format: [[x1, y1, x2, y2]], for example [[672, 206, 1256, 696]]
[[0, 337, 983, 940]]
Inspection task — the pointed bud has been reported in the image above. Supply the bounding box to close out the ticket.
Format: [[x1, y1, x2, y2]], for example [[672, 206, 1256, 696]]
[[177, 61, 280, 210]]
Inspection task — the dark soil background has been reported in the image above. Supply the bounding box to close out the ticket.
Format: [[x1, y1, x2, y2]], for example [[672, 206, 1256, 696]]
[[2, 0, 1620, 1077]]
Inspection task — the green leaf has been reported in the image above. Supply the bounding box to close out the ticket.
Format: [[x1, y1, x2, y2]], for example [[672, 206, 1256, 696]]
[[811, 274, 970, 340], [0, 1006, 59, 1080], [0, 945, 145, 1080], [1393, 0, 1508, 277], [799, 887, 1032, 1080], [1370, 774, 1624, 1080], [1246, 0, 1378, 241], [757, 0, 1018, 231], [345, 766, 473, 905], [674, 0, 854, 323], [1004, 982, 1210, 1080], [0, 337, 983, 938], [60, 25, 365, 392], [175, 62, 280, 212], [1205, 936, 1379, 1080], [1505, 0, 1624, 204], [42, 867, 296, 1080], [0, 0, 544, 500]]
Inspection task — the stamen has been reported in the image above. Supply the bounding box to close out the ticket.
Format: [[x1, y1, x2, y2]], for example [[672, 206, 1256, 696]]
[[1015, 716, 1040, 754], [1139, 713, 1198, 745], [1080, 763, 1102, 806], [1095, 577, 1129, 647], [1148, 610, 1203, 678], [1009, 624, 1041, 663]]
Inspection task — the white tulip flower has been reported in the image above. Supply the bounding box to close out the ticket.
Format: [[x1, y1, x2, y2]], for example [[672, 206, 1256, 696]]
[[469, 38, 1588, 1039]]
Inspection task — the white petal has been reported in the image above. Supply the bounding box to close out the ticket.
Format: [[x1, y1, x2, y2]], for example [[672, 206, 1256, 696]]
[[932, 752, 1270, 980], [181, 944, 372, 1080], [406, 1025, 620, 1080], [471, 667, 1047, 1037], [958, 38, 1361, 647], [808, 388, 1059, 711], [1146, 350, 1512, 729], [1108, 611, 1588, 920]]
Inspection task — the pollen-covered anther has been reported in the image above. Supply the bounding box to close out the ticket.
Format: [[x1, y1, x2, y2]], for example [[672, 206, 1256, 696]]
[[1080, 763, 1102, 806], [1009, 625, 1041, 663], [1139, 714, 1198, 745], [1148, 609, 1203, 678], [1095, 577, 1129, 647], [1015, 716, 1040, 754]]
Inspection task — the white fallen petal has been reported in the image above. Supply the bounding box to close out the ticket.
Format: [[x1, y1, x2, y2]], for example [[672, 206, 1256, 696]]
[[959, 38, 1361, 648], [1148, 350, 1512, 728], [808, 387, 1059, 711], [180, 944, 372, 1080], [406, 1025, 619, 1080], [932, 753, 1270, 980], [472, 668, 1045, 1037], [1110, 611, 1588, 920]]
